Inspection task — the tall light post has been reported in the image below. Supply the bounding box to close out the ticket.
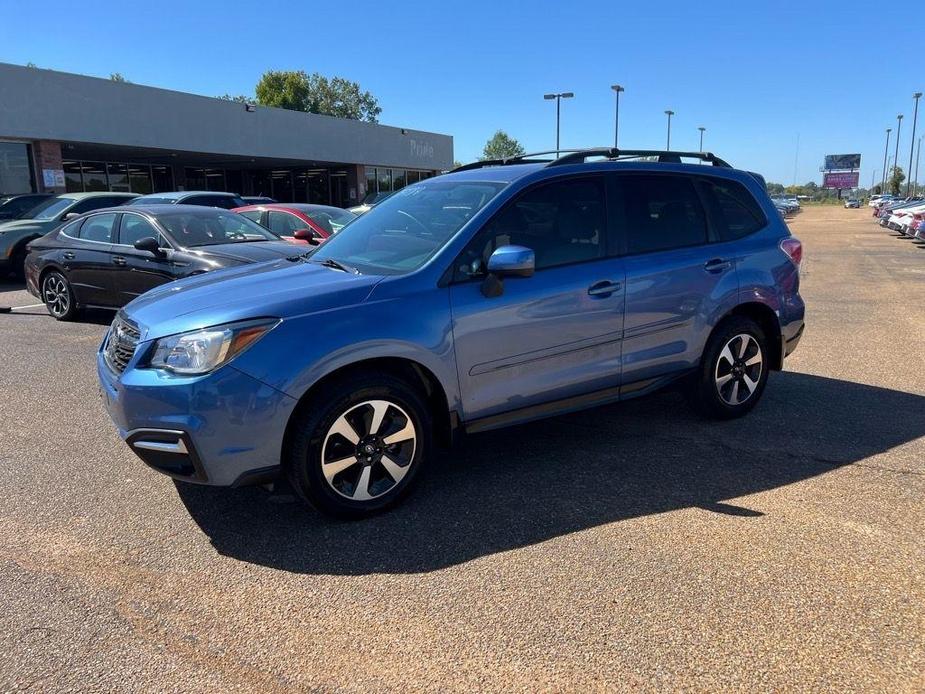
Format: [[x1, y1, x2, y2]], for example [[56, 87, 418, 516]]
[[881, 128, 892, 191], [543, 91, 574, 157], [891, 114, 903, 193], [698, 126, 706, 152], [907, 93, 922, 195], [664, 110, 675, 149], [611, 85, 624, 148], [915, 136, 922, 196]]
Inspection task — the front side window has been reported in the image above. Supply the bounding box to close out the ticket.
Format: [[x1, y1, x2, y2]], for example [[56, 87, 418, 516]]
[[78, 213, 118, 243], [312, 180, 506, 275], [157, 210, 280, 247], [622, 175, 708, 254], [454, 177, 606, 280], [71, 197, 130, 215], [119, 214, 167, 247], [237, 209, 263, 224], [268, 211, 306, 236]]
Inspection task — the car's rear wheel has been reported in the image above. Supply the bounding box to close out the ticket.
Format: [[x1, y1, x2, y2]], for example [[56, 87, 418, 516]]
[[42, 271, 78, 321], [286, 373, 431, 518], [689, 316, 769, 419]]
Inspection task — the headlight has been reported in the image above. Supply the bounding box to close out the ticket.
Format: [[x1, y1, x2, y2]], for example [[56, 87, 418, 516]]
[[148, 319, 279, 375]]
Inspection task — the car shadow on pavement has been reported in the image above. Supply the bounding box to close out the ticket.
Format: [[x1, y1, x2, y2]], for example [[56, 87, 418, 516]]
[[176, 371, 925, 575]]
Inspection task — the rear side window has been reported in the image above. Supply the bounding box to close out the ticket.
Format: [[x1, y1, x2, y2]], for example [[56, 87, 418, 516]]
[[701, 179, 767, 241], [622, 175, 708, 254], [238, 209, 263, 224], [78, 213, 118, 243], [186, 195, 245, 209]]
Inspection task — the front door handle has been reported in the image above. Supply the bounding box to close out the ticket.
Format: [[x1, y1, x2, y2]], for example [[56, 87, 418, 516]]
[[704, 258, 732, 273], [112, 256, 127, 266], [62, 251, 75, 260], [587, 280, 622, 297]]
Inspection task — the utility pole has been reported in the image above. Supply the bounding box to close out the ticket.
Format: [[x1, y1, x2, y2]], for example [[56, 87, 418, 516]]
[[892, 114, 903, 194], [664, 110, 674, 149], [882, 128, 892, 191], [698, 126, 706, 152]]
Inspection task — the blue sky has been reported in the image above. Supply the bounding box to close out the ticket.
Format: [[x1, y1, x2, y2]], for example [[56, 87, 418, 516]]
[[1, 0, 922, 185]]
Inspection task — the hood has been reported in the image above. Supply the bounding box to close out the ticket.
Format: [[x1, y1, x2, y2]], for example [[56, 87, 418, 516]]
[[122, 256, 384, 341], [0, 219, 54, 235], [185, 240, 300, 265]]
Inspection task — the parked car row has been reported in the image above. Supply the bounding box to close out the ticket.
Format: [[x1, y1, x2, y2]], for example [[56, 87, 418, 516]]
[[770, 195, 801, 217], [870, 194, 925, 240]]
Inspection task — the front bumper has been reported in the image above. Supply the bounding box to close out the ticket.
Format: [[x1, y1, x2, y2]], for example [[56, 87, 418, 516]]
[[97, 345, 299, 487]]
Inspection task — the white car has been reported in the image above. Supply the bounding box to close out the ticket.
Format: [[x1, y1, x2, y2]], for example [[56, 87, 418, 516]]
[[888, 203, 925, 233], [869, 194, 893, 208]]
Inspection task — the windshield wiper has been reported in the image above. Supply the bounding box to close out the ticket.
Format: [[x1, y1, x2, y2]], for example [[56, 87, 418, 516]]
[[313, 257, 360, 274]]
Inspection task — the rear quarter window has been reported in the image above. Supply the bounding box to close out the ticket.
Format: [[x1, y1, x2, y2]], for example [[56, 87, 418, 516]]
[[699, 178, 768, 241]]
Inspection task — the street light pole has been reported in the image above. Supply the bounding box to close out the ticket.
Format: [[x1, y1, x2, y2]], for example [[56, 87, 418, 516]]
[[664, 110, 674, 149], [544, 92, 574, 157], [698, 126, 706, 152], [611, 85, 624, 148], [881, 128, 892, 192], [892, 114, 903, 194], [907, 93, 922, 196]]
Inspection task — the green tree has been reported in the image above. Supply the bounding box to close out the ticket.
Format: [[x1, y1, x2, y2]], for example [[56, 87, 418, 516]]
[[887, 166, 905, 196], [481, 130, 526, 160], [25, 62, 37, 68], [218, 94, 252, 103], [766, 182, 785, 195], [110, 72, 129, 83], [254, 70, 381, 122]]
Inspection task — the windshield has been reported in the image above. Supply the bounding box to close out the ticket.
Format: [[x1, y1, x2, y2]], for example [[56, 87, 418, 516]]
[[311, 180, 506, 275], [158, 210, 281, 247], [25, 197, 73, 220], [305, 208, 356, 234]]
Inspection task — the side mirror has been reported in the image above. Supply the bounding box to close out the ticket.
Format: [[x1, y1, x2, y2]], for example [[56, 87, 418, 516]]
[[487, 245, 535, 278], [481, 245, 535, 298], [292, 228, 316, 241], [61, 212, 81, 222], [134, 236, 165, 257]]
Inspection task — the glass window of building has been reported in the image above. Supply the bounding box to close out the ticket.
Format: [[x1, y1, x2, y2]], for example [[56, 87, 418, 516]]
[[63, 161, 83, 192], [107, 163, 130, 192], [365, 168, 377, 198], [127, 165, 153, 195], [204, 169, 226, 191], [82, 162, 109, 191], [248, 170, 271, 198], [184, 168, 206, 190], [378, 168, 391, 194], [225, 170, 243, 196], [308, 170, 328, 204], [407, 171, 421, 185], [271, 170, 293, 201], [0, 142, 34, 195], [152, 165, 173, 192], [392, 169, 407, 191]]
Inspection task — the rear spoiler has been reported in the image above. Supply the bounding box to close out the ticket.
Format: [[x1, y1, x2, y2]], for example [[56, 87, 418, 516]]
[[747, 172, 768, 191]]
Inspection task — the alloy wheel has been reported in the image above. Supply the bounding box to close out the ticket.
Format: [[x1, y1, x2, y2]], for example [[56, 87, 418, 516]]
[[42, 274, 70, 318], [320, 399, 417, 501], [714, 333, 763, 406]]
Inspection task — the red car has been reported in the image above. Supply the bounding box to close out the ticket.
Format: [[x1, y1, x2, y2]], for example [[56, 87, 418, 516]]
[[232, 204, 357, 245]]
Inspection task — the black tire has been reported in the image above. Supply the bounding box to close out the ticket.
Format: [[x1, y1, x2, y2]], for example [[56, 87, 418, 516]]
[[285, 372, 432, 518], [689, 316, 769, 420], [41, 270, 79, 321]]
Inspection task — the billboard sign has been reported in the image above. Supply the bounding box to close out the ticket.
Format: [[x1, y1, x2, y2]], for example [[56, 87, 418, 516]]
[[823, 171, 859, 189], [824, 153, 861, 170]]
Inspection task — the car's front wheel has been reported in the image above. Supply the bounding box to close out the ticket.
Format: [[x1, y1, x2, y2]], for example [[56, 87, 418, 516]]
[[286, 373, 431, 518], [41, 271, 79, 321], [690, 316, 769, 419]]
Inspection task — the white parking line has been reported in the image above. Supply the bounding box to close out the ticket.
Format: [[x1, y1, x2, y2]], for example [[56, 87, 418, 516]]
[[8, 303, 45, 310]]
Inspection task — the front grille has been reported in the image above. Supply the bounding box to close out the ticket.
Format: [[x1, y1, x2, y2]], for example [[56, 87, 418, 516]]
[[104, 315, 141, 374]]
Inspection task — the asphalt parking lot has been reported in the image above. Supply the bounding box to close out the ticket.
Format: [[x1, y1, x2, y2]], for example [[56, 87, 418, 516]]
[[1, 205, 923, 691]]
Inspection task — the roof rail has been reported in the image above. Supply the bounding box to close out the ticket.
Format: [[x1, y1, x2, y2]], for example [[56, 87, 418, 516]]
[[450, 148, 732, 173], [548, 148, 732, 168]]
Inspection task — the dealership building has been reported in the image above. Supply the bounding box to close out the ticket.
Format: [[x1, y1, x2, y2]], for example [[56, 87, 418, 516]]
[[0, 62, 453, 207]]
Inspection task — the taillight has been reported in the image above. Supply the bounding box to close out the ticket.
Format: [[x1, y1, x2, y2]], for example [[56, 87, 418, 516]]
[[780, 237, 802, 266]]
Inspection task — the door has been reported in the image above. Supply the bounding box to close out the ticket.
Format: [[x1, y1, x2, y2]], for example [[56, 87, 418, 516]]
[[449, 176, 626, 421], [63, 212, 119, 306], [619, 174, 740, 387], [110, 212, 178, 305]]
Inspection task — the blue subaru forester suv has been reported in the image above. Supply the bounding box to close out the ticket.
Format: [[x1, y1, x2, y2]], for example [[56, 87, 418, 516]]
[[98, 149, 804, 517]]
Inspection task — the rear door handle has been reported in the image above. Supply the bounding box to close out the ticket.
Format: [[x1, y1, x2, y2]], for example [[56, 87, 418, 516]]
[[587, 280, 622, 297], [62, 251, 75, 260], [704, 258, 732, 273], [112, 256, 127, 266]]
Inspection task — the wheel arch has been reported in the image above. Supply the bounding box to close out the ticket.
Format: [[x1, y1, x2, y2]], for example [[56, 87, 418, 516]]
[[281, 356, 456, 469], [719, 302, 783, 370]]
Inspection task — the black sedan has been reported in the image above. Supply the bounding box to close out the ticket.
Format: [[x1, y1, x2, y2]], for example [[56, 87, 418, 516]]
[[24, 204, 302, 320]]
